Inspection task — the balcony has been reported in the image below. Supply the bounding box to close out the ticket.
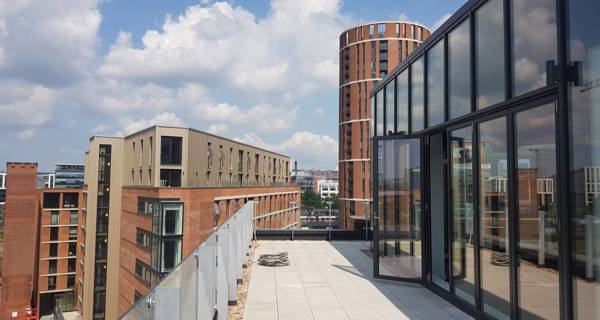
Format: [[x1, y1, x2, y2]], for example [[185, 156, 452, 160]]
[[119, 202, 471, 320]]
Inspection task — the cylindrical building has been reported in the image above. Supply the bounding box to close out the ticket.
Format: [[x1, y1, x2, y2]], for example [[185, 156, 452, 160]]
[[338, 21, 430, 230]]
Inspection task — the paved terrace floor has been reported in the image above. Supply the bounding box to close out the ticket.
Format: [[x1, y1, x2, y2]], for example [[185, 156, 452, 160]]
[[244, 241, 472, 320]]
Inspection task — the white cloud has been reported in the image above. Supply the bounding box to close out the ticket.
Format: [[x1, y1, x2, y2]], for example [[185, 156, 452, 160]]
[[194, 102, 297, 133], [0, 81, 60, 127], [17, 128, 36, 139], [0, 0, 101, 86], [99, 0, 347, 93], [432, 13, 451, 31], [236, 131, 338, 169], [207, 123, 228, 135], [91, 124, 109, 133], [116, 112, 186, 136]]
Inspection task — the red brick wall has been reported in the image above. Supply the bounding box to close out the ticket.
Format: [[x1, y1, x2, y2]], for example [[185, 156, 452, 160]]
[[0, 163, 40, 319], [118, 185, 300, 315]]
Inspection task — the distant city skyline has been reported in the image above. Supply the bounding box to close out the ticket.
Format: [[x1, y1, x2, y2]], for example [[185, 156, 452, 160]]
[[0, 0, 466, 171]]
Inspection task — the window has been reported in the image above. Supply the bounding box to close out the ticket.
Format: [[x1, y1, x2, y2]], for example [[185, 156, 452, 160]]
[[380, 61, 388, 70], [511, 0, 557, 96], [395, 23, 400, 37], [375, 90, 384, 136], [68, 242, 76, 256], [136, 228, 153, 250], [160, 169, 181, 187], [50, 227, 59, 241], [161, 203, 183, 235], [369, 24, 374, 39], [476, 0, 505, 109], [68, 258, 76, 272], [70, 210, 77, 225], [370, 98, 375, 137], [411, 56, 425, 132], [62, 193, 78, 208], [69, 226, 77, 240], [396, 70, 409, 134], [380, 41, 388, 50], [449, 19, 471, 119], [49, 243, 57, 257], [51, 211, 59, 225], [450, 126, 475, 305], [161, 239, 182, 272], [67, 275, 75, 289], [48, 260, 57, 274], [160, 136, 182, 165], [478, 116, 510, 319], [377, 24, 385, 38], [207, 142, 213, 169], [134, 291, 143, 303], [219, 146, 224, 170], [135, 259, 158, 287], [385, 80, 395, 135], [427, 40, 445, 127], [48, 276, 56, 290], [43, 193, 60, 209]]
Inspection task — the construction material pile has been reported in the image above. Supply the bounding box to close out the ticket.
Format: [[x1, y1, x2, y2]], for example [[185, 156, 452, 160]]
[[257, 252, 289, 267]]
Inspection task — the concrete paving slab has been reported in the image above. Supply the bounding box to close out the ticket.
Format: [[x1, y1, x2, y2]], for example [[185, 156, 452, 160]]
[[243, 241, 472, 320]]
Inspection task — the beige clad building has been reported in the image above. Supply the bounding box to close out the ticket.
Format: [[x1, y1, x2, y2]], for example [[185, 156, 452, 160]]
[[81, 126, 298, 319]]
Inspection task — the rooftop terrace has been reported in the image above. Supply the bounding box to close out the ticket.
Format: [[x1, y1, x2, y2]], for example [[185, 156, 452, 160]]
[[245, 240, 471, 320]]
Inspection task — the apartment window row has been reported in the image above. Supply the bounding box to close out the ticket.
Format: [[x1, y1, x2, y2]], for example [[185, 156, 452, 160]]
[[372, 0, 557, 137], [42, 192, 79, 209], [345, 23, 425, 45], [135, 259, 160, 288], [47, 242, 77, 257], [49, 210, 78, 225]]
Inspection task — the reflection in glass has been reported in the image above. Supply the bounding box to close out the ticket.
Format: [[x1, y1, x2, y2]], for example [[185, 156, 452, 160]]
[[370, 98, 375, 137], [569, 1, 600, 318], [376, 90, 384, 136], [386, 80, 395, 134], [430, 133, 448, 289], [377, 139, 422, 279], [449, 19, 471, 119], [451, 126, 475, 305], [512, 0, 557, 96], [479, 117, 510, 319], [428, 40, 445, 127], [396, 71, 409, 134], [476, 0, 505, 109], [515, 104, 559, 320], [411, 57, 424, 132]]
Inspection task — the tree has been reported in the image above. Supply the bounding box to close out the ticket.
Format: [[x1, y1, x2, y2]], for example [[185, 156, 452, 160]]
[[301, 190, 323, 208]]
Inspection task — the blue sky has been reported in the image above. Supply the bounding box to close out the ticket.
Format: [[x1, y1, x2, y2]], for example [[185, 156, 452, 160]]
[[0, 0, 466, 171]]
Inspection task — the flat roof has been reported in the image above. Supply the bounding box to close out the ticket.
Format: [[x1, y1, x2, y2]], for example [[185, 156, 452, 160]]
[[89, 125, 291, 159]]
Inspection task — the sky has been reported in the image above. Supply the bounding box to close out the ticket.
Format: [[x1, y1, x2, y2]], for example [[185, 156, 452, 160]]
[[0, 0, 466, 171]]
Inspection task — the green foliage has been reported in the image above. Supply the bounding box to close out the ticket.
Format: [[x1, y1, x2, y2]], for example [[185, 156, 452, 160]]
[[300, 191, 339, 209]]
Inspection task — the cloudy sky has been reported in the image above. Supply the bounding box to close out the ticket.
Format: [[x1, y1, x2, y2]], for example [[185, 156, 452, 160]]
[[0, 0, 465, 171]]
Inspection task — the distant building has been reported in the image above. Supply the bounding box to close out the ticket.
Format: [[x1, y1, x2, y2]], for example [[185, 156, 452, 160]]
[[318, 178, 339, 198], [0, 163, 85, 318], [81, 125, 299, 318], [291, 173, 318, 193], [54, 164, 84, 188]]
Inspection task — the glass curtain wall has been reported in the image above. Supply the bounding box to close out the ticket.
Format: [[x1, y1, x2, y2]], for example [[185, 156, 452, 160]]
[[411, 57, 425, 132], [478, 117, 510, 319], [377, 139, 422, 279], [515, 103, 559, 320], [427, 41, 445, 127], [569, 1, 600, 319], [451, 126, 475, 305], [476, 0, 505, 110], [396, 70, 409, 134]]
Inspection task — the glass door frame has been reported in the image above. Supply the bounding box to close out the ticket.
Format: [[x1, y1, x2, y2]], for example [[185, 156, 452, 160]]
[[372, 133, 426, 283], [373, 93, 563, 319]]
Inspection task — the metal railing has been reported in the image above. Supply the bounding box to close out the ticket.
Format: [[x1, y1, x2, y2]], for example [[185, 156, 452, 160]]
[[119, 201, 254, 320]]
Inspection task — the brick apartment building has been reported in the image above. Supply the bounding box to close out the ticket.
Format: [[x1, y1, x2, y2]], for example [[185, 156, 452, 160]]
[[338, 22, 430, 229], [0, 163, 85, 319], [81, 126, 300, 319]]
